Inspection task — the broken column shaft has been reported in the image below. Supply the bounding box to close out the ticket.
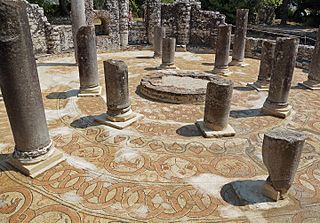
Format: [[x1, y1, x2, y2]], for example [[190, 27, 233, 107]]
[[262, 127, 305, 201], [154, 25, 166, 58], [95, 60, 143, 129], [213, 24, 232, 76], [71, 0, 86, 63], [104, 60, 131, 119], [160, 37, 176, 69], [300, 26, 320, 90], [196, 78, 235, 138], [248, 40, 276, 91], [262, 37, 298, 118], [0, 0, 64, 177], [229, 9, 249, 67], [77, 25, 101, 96]]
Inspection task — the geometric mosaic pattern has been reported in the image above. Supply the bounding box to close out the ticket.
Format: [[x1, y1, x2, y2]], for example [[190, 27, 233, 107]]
[[0, 51, 319, 222]]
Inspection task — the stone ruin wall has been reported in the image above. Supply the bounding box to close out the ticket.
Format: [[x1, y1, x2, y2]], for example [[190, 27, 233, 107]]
[[245, 37, 314, 70], [25, 0, 315, 70]]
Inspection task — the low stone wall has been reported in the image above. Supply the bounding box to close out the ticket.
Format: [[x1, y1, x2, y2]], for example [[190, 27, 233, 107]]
[[48, 25, 74, 54], [245, 37, 314, 70], [129, 21, 147, 45]]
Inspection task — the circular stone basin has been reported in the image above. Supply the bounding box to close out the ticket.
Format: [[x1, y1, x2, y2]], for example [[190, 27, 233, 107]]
[[139, 71, 219, 104]]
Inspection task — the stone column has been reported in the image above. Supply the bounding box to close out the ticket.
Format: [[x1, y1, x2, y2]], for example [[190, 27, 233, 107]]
[[196, 78, 235, 138], [262, 37, 298, 118], [119, 0, 129, 48], [159, 38, 176, 69], [229, 9, 249, 67], [153, 25, 166, 58], [262, 127, 305, 201], [95, 60, 143, 129], [0, 0, 64, 178], [146, 0, 161, 45], [300, 26, 320, 90], [248, 40, 276, 91], [77, 25, 101, 97], [71, 0, 87, 63], [213, 24, 232, 76]]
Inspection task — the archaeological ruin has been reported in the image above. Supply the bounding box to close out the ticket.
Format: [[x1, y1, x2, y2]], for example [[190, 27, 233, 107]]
[[0, 0, 320, 222]]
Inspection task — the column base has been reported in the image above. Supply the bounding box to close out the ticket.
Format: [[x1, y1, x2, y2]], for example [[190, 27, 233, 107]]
[[229, 59, 249, 67], [195, 120, 235, 138], [7, 148, 65, 178], [262, 183, 286, 201], [212, 67, 233, 76], [106, 109, 136, 122], [78, 86, 102, 97], [95, 112, 144, 130], [153, 53, 161, 58], [158, 64, 177, 70], [247, 81, 270, 92], [262, 101, 292, 119], [299, 80, 320, 90]]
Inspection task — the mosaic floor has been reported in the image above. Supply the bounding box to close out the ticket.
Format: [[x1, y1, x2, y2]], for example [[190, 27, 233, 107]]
[[0, 50, 320, 222]]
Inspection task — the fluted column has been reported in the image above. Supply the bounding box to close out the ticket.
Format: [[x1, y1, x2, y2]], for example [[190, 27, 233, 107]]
[[0, 0, 64, 178]]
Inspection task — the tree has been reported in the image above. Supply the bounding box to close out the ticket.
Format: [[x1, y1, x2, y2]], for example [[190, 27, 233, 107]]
[[59, 0, 69, 17], [280, 0, 291, 24]]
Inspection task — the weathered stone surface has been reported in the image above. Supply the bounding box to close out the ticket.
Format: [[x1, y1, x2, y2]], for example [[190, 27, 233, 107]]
[[77, 25, 100, 94], [154, 26, 166, 58], [119, 0, 129, 47], [160, 37, 176, 69], [145, 0, 161, 45], [230, 9, 249, 66], [262, 37, 299, 118], [213, 24, 232, 76], [71, 0, 86, 62], [204, 79, 234, 131], [104, 60, 131, 117], [0, 0, 64, 175], [248, 40, 275, 91], [262, 128, 306, 200], [139, 71, 218, 104], [300, 27, 320, 90]]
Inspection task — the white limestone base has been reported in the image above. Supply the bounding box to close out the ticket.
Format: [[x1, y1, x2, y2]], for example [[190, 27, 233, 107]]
[[299, 80, 320, 90], [262, 183, 281, 201], [95, 113, 144, 130], [158, 64, 177, 70], [106, 109, 136, 122], [247, 82, 270, 92], [212, 67, 233, 77], [78, 86, 102, 97], [7, 148, 65, 178], [195, 120, 236, 138], [262, 102, 292, 119], [229, 59, 249, 67]]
